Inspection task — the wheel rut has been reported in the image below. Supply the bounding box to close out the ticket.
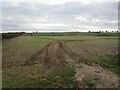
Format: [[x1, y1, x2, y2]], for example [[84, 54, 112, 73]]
[[23, 40, 87, 67]]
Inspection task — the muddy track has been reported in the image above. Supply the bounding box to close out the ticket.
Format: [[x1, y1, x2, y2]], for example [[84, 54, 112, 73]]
[[22, 39, 95, 67], [23, 40, 87, 67], [60, 41, 86, 62], [24, 41, 60, 67]]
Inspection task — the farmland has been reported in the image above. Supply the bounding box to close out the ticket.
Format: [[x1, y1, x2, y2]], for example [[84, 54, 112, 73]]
[[2, 34, 119, 88]]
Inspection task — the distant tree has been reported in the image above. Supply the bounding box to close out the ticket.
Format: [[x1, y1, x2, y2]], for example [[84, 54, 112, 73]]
[[96, 31, 99, 33], [98, 31, 101, 34], [105, 31, 108, 33], [88, 31, 91, 33]]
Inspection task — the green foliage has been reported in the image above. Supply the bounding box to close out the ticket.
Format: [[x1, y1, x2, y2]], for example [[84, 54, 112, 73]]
[[93, 52, 120, 73], [84, 79, 96, 88], [40, 36, 94, 40], [35, 80, 56, 88], [3, 36, 53, 48], [39, 35, 118, 40], [57, 66, 75, 86], [37, 66, 76, 88], [23, 32, 118, 36], [3, 65, 76, 88], [96, 36, 118, 39]]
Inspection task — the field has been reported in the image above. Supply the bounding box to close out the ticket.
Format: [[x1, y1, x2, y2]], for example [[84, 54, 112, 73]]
[[2, 35, 119, 88]]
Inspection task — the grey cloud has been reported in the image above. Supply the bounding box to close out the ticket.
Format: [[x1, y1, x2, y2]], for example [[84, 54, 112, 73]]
[[1, 2, 118, 32]]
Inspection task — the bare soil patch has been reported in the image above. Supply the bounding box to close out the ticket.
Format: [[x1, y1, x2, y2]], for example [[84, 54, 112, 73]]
[[75, 63, 119, 88]]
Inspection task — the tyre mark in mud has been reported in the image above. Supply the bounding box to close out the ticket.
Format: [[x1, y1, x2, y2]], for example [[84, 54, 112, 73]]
[[56, 41, 67, 66], [24, 42, 60, 67], [4, 39, 92, 68], [23, 43, 50, 66], [58, 40, 87, 64], [23, 40, 87, 67], [43, 42, 60, 67]]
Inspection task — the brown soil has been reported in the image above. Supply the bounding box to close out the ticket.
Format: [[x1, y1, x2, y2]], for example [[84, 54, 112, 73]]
[[23, 40, 87, 67], [75, 63, 119, 88]]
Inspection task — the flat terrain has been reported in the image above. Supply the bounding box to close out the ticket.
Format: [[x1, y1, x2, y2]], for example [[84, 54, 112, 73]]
[[2, 35, 119, 88]]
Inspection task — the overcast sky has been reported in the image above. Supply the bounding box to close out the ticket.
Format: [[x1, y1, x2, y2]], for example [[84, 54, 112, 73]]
[[0, 0, 119, 32]]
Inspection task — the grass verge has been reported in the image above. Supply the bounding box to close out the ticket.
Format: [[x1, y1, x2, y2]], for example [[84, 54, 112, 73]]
[[92, 52, 120, 73]]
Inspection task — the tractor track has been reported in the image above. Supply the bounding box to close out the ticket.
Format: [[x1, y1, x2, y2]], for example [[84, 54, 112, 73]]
[[23, 40, 87, 67], [23, 41, 60, 67]]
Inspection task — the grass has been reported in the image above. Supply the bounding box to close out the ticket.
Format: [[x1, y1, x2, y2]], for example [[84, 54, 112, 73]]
[[95, 36, 118, 39], [40, 35, 97, 40], [2, 64, 44, 88], [67, 38, 118, 59], [3, 65, 76, 88], [2, 36, 53, 67], [38, 65, 76, 88], [3, 36, 53, 48], [92, 52, 120, 73], [39, 35, 118, 40], [38, 65, 75, 88], [84, 79, 96, 88]]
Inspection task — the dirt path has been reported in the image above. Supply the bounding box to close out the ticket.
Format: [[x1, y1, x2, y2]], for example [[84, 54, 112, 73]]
[[23, 40, 87, 67], [21, 40, 119, 88], [75, 63, 119, 88], [24, 41, 60, 67]]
